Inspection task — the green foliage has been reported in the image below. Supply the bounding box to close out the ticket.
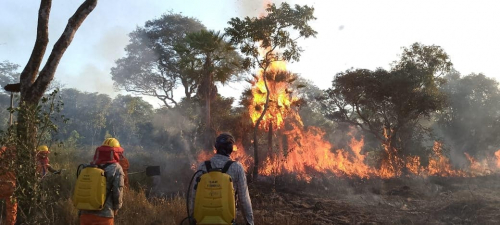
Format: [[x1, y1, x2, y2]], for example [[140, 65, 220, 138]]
[[225, 2, 317, 69], [0, 89, 65, 224], [435, 72, 500, 157], [111, 13, 206, 107], [321, 43, 452, 157], [175, 30, 244, 98]]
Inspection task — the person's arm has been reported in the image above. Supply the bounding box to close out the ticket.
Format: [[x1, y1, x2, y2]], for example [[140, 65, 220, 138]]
[[235, 163, 254, 225], [47, 164, 59, 173], [112, 166, 125, 213]]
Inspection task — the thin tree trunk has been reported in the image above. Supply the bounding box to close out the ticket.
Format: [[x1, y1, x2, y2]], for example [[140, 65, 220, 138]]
[[252, 68, 271, 179], [203, 56, 214, 152], [268, 122, 273, 157]]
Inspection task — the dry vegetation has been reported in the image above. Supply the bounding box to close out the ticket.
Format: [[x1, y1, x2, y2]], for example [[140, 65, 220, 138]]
[[3, 149, 500, 225]]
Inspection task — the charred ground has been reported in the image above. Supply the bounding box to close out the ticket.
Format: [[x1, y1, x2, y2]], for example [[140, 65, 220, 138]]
[[244, 175, 500, 224]]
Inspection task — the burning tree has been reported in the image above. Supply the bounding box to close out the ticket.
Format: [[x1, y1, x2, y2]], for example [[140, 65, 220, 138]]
[[321, 43, 452, 176], [241, 61, 301, 172], [226, 3, 317, 178]]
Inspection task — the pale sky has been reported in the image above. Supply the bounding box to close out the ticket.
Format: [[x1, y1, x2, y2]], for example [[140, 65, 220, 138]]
[[1, 0, 499, 107]]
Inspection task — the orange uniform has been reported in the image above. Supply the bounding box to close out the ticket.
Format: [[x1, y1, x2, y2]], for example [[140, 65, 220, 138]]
[[0, 146, 17, 225], [119, 154, 130, 189]]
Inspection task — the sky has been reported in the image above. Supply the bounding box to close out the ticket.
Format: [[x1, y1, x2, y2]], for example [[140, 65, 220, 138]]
[[1, 0, 500, 108]]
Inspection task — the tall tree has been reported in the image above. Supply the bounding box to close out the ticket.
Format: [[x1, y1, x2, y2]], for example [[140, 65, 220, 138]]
[[12, 0, 98, 222], [436, 72, 500, 157], [175, 30, 243, 151], [111, 13, 206, 108], [225, 3, 317, 177], [321, 43, 452, 176]]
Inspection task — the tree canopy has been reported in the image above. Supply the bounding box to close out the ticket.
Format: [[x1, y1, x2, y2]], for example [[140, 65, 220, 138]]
[[111, 13, 206, 108]]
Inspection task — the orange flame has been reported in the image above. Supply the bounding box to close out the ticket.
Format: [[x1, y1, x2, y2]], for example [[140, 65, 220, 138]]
[[495, 150, 500, 168], [248, 61, 299, 131], [464, 152, 492, 176], [427, 142, 466, 177]]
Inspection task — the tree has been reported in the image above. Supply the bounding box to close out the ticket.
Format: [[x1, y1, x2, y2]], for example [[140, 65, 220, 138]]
[[436, 72, 500, 157], [10, 0, 98, 222], [225, 2, 317, 177], [321, 43, 452, 176], [241, 68, 301, 161], [111, 13, 206, 108], [107, 95, 154, 146], [175, 30, 244, 151]]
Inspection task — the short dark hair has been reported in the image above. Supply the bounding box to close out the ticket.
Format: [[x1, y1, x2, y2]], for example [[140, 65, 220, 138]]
[[214, 133, 235, 155]]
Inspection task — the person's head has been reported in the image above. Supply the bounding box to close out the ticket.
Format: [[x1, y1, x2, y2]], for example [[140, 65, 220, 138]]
[[37, 145, 50, 158], [214, 133, 236, 156], [92, 138, 123, 165]]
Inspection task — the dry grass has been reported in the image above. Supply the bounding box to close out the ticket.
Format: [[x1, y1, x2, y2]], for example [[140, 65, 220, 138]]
[[7, 147, 500, 225], [53, 189, 186, 225]]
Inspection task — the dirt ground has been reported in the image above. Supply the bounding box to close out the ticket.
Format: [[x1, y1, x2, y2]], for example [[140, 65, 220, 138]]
[[245, 175, 500, 225]]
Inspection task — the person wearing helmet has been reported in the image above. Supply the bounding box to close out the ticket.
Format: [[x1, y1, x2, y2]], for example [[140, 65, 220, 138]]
[[101, 137, 130, 189], [80, 138, 124, 225], [190, 133, 254, 225], [36, 145, 61, 177], [0, 146, 17, 225]]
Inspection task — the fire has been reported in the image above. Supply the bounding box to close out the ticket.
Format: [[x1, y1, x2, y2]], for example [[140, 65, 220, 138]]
[[495, 150, 500, 168], [464, 153, 491, 176], [243, 58, 492, 180], [405, 156, 422, 176], [248, 61, 298, 131], [427, 142, 466, 177], [195, 48, 500, 180]]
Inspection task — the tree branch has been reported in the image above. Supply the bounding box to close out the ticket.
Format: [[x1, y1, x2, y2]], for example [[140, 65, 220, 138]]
[[31, 0, 98, 102], [20, 0, 51, 95]]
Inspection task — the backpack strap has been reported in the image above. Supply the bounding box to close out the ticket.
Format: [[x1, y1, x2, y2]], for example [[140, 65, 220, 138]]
[[204, 161, 212, 172], [222, 161, 234, 173]]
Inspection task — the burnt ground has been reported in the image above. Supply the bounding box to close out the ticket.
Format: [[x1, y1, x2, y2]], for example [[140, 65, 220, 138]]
[[243, 175, 500, 224]]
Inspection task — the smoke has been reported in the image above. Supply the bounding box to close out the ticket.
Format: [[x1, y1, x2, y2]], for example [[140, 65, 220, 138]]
[[92, 26, 129, 64], [58, 26, 128, 97], [68, 64, 116, 96], [234, 0, 287, 17]]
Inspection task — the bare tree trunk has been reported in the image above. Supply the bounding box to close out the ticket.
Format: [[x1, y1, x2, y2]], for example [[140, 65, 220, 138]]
[[14, 0, 98, 222], [203, 56, 215, 152]]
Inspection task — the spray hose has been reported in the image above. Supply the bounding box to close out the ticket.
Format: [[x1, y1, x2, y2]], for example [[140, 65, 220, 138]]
[[180, 170, 204, 225]]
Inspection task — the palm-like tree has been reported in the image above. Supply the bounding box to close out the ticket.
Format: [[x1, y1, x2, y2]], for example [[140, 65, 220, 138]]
[[176, 30, 244, 151]]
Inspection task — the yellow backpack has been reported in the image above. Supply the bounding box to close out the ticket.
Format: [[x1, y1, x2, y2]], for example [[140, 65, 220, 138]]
[[193, 161, 236, 225], [73, 164, 110, 210]]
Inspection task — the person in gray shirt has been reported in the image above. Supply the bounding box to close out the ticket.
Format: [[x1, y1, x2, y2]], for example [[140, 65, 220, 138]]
[[190, 133, 254, 225], [80, 138, 125, 225]]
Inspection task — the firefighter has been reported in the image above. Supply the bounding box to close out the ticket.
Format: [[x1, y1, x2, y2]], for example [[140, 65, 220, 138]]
[[190, 133, 254, 225], [36, 145, 61, 178], [0, 146, 17, 225], [79, 138, 124, 225], [100, 138, 129, 188]]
